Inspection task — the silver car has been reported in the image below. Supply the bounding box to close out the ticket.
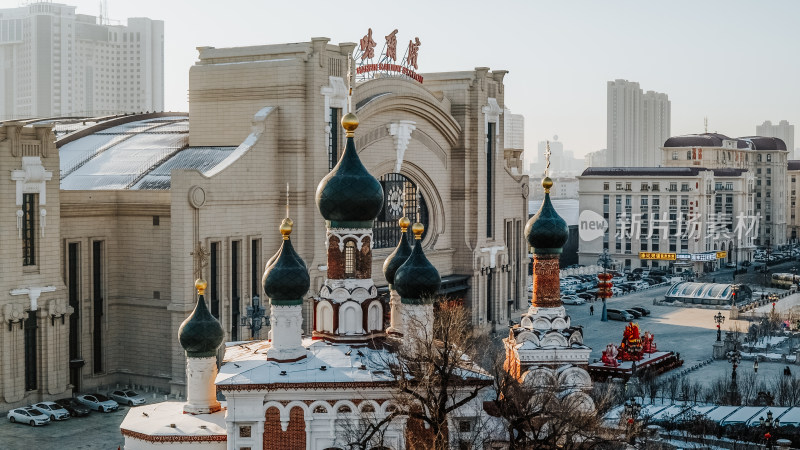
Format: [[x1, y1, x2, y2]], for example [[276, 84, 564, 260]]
[[108, 389, 146, 406], [7, 407, 50, 426], [32, 401, 70, 420], [76, 394, 119, 412]]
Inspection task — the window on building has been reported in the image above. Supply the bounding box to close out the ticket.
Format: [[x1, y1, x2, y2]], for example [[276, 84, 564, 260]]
[[603, 182, 609, 191], [92, 241, 104, 374], [758, 155, 762, 162], [328, 108, 341, 171], [616, 182, 623, 190], [24, 310, 37, 391], [345, 241, 356, 277], [67, 243, 80, 388], [767, 154, 772, 162], [767, 168, 772, 174], [672, 151, 678, 160], [669, 183, 677, 192], [625, 183, 632, 191], [373, 173, 429, 248], [653, 183, 660, 191], [641, 197, 648, 206], [231, 241, 241, 341], [22, 193, 36, 265], [641, 183, 648, 191], [767, 179, 771, 186], [681, 183, 689, 192], [251, 239, 261, 303], [486, 123, 494, 237], [757, 180, 762, 186], [686, 151, 691, 160], [210, 242, 220, 319]]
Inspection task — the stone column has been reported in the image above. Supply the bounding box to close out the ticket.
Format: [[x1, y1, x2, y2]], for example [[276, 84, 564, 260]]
[[386, 289, 402, 336]]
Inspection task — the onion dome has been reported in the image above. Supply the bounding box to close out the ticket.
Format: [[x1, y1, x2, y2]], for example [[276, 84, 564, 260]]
[[383, 216, 412, 287], [179, 279, 224, 358], [315, 113, 384, 225], [525, 177, 568, 254], [262, 218, 310, 305], [394, 223, 441, 303]]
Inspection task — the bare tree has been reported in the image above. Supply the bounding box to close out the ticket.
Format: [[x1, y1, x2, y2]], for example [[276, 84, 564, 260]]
[[488, 360, 621, 449], [379, 302, 492, 450]]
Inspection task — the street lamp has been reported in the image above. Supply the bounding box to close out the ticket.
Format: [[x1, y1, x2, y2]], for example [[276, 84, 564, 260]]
[[714, 312, 725, 341], [759, 410, 780, 450], [240, 295, 269, 338], [623, 399, 642, 445], [597, 249, 613, 322], [727, 347, 742, 405]]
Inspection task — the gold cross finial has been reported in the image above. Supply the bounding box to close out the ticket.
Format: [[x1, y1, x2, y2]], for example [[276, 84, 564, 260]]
[[544, 140, 551, 178], [191, 242, 210, 280], [285, 182, 290, 219]]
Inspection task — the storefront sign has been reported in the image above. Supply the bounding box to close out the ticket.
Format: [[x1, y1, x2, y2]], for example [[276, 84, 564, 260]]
[[716, 251, 727, 259], [639, 252, 676, 261], [354, 28, 423, 83], [692, 253, 716, 262]]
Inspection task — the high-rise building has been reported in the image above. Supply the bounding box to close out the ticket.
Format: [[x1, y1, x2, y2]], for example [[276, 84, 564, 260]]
[[0, 2, 164, 120], [607, 79, 670, 167], [757, 120, 795, 158]]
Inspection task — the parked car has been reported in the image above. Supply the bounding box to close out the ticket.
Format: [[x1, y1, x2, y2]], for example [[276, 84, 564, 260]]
[[741, 261, 752, 267], [561, 295, 585, 305], [624, 309, 643, 319], [109, 390, 146, 406], [577, 292, 594, 301], [55, 398, 91, 418], [31, 401, 70, 421], [611, 287, 623, 296], [630, 306, 651, 317], [725, 262, 736, 268], [606, 309, 634, 321], [76, 394, 119, 412], [7, 407, 50, 426]]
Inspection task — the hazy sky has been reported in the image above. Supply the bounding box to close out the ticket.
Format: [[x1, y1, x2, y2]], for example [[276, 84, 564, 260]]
[[44, 0, 800, 164]]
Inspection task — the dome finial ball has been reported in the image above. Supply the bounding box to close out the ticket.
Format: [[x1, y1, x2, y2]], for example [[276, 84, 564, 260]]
[[341, 113, 359, 137], [398, 216, 411, 232], [542, 176, 553, 192], [195, 278, 207, 296], [411, 222, 424, 240], [279, 217, 293, 240]]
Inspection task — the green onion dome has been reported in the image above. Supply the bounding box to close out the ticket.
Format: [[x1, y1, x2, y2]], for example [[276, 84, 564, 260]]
[[383, 217, 412, 287], [315, 113, 384, 224], [178, 279, 224, 358], [394, 223, 441, 303], [262, 218, 310, 304], [525, 177, 568, 254]]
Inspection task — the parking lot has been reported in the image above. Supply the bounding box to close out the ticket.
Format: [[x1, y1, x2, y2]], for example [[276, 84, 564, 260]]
[[0, 403, 127, 449]]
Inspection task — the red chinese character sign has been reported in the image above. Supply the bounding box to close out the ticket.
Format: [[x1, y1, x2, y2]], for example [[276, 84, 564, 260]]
[[353, 28, 423, 83]]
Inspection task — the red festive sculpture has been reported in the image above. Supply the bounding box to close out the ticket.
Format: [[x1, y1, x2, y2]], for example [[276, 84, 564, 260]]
[[601, 343, 619, 367], [642, 331, 657, 354], [619, 322, 644, 361]]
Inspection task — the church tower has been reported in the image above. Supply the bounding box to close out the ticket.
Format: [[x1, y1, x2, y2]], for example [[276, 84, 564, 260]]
[[314, 113, 386, 342]]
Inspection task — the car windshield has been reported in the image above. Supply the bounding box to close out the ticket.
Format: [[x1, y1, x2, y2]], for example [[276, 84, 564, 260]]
[[124, 391, 138, 397], [17, 410, 30, 416], [95, 394, 109, 401]]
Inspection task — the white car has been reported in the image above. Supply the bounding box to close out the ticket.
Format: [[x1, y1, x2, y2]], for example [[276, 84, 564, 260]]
[[561, 295, 585, 305], [31, 401, 70, 421], [109, 390, 146, 406], [76, 393, 119, 412], [7, 407, 50, 426]]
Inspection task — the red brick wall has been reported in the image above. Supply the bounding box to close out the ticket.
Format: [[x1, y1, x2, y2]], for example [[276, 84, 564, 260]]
[[263, 406, 306, 450], [532, 254, 562, 308]]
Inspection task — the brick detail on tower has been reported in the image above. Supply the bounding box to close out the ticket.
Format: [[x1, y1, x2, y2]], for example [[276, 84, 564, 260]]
[[531, 254, 561, 308]]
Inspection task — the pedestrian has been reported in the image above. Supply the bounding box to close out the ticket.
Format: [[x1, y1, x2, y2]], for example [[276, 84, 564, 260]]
[[590, 304, 594, 316]]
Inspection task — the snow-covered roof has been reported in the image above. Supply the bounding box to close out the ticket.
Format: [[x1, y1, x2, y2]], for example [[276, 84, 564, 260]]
[[217, 338, 490, 390], [721, 406, 768, 425], [119, 401, 226, 443]]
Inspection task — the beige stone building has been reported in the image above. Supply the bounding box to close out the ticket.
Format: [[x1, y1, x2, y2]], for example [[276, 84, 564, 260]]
[[0, 37, 529, 409]]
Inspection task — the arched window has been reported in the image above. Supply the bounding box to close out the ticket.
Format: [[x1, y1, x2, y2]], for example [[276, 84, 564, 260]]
[[344, 241, 356, 277], [373, 173, 429, 248]]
